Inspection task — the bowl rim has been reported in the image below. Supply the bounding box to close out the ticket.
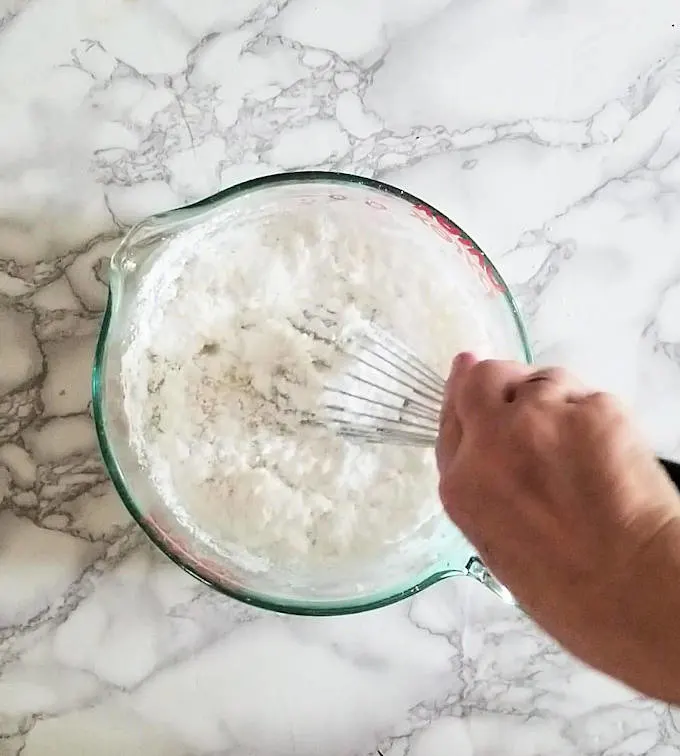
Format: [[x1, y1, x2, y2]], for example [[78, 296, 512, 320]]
[[92, 169, 533, 616]]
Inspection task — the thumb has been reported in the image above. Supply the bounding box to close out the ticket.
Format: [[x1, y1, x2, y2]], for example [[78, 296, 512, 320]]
[[436, 352, 478, 473]]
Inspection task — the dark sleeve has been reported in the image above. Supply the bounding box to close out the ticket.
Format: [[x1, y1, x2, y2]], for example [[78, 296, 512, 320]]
[[659, 458, 680, 492]]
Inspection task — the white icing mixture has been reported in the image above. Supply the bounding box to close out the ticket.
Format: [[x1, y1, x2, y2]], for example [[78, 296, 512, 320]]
[[122, 205, 490, 571]]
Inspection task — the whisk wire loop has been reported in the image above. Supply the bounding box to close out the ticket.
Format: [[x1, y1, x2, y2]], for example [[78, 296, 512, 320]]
[[317, 319, 447, 446]]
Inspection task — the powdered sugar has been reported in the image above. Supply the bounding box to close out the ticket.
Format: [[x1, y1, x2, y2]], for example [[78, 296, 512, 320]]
[[121, 202, 490, 572]]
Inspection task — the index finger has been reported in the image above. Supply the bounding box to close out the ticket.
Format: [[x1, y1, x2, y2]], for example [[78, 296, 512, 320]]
[[451, 357, 533, 423]]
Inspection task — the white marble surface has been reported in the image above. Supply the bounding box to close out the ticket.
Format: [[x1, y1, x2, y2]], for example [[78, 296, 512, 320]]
[[2, 1, 680, 754]]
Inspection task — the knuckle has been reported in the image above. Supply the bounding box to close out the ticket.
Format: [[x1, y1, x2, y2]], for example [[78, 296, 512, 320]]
[[577, 391, 629, 445], [533, 366, 571, 384], [470, 359, 502, 386], [584, 391, 622, 416]]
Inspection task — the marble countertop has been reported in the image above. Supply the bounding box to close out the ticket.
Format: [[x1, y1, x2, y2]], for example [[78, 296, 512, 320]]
[[2, 1, 680, 754]]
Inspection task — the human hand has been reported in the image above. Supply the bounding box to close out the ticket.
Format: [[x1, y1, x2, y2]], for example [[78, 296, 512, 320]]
[[437, 353, 680, 701]]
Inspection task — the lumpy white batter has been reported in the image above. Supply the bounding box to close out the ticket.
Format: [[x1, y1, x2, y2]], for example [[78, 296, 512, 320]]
[[121, 205, 490, 570]]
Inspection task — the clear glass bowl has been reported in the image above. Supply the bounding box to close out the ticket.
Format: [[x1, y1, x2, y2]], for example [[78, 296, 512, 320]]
[[92, 171, 532, 615]]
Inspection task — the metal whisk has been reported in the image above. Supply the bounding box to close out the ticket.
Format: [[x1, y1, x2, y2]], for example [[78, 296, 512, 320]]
[[318, 321, 446, 447]]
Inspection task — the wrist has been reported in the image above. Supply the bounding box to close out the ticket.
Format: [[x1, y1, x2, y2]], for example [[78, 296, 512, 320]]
[[607, 516, 680, 702]]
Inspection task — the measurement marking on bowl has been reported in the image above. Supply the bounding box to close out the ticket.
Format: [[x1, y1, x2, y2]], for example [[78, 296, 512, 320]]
[[145, 514, 234, 586]]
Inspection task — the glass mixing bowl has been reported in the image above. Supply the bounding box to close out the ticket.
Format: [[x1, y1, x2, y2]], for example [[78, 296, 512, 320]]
[[92, 171, 532, 615]]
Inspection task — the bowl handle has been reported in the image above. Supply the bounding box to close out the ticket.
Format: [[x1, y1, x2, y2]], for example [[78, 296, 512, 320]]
[[465, 556, 516, 605]]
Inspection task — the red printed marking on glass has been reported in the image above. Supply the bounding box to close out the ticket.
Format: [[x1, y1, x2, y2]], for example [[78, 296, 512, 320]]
[[145, 514, 237, 586], [411, 203, 505, 293]]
